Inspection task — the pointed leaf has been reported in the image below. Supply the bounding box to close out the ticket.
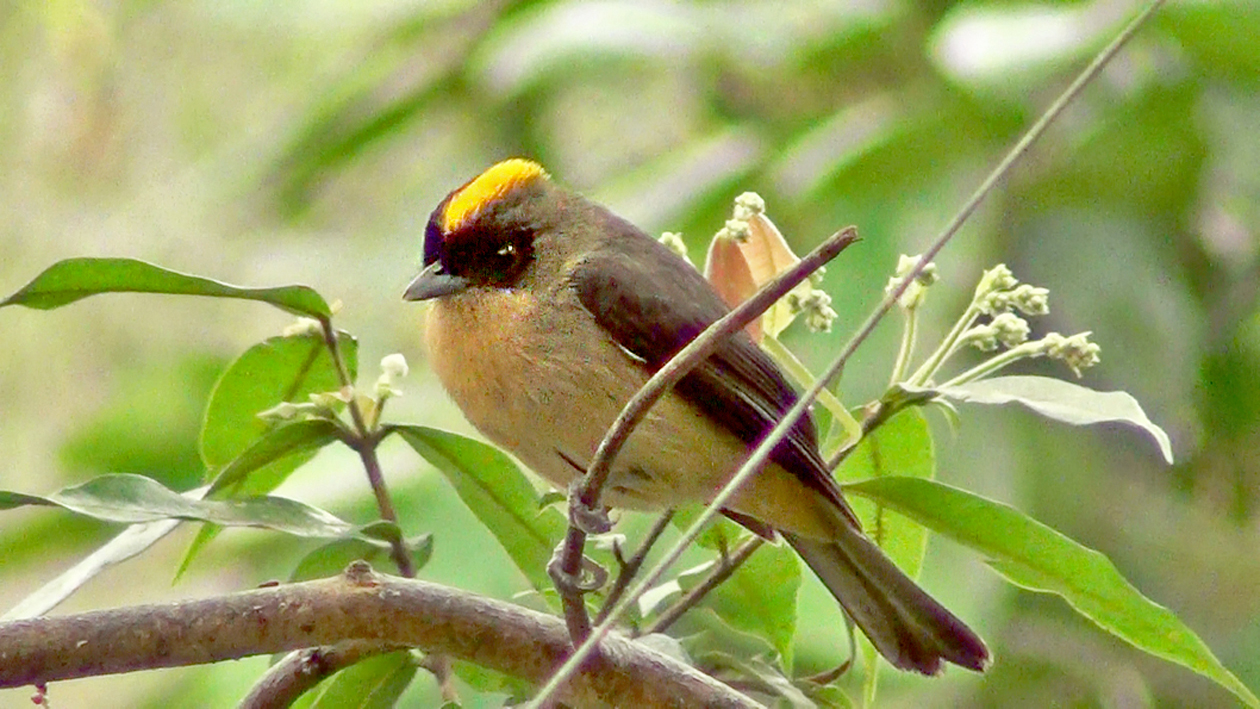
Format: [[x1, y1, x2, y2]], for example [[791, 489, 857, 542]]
[[907, 376, 1173, 464], [703, 654, 816, 709], [3, 474, 357, 539], [1, 257, 329, 318], [1, 486, 208, 620], [185, 332, 355, 578], [390, 425, 566, 592], [289, 529, 430, 583], [835, 410, 933, 578], [846, 477, 1258, 709]]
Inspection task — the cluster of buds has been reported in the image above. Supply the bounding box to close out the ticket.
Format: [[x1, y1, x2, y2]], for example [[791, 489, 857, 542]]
[[715, 192, 767, 243], [885, 253, 940, 310], [1043, 331, 1102, 377], [974, 265, 1049, 317], [963, 312, 1031, 352], [257, 346, 410, 429], [900, 259, 1101, 386], [787, 288, 837, 333], [703, 192, 837, 339]]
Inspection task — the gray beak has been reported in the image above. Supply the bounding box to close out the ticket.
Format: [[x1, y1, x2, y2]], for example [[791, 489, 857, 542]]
[[402, 262, 469, 301]]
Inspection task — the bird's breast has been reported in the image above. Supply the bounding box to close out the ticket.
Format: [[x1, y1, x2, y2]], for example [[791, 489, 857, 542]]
[[422, 286, 840, 539]]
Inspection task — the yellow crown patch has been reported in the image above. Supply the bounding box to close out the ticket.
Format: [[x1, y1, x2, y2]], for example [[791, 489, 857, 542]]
[[442, 158, 548, 232]]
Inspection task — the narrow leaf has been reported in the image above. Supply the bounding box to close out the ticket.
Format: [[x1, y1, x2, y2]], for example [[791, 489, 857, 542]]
[[4, 474, 357, 540], [846, 477, 1258, 709], [391, 425, 567, 592], [183, 334, 355, 578], [907, 376, 1173, 464], [1, 486, 208, 620], [1, 257, 330, 318]]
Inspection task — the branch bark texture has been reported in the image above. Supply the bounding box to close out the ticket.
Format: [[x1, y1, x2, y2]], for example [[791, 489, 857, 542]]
[[0, 563, 757, 708]]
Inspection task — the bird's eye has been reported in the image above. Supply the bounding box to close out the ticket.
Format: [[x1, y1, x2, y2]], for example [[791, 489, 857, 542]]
[[497, 243, 517, 259]]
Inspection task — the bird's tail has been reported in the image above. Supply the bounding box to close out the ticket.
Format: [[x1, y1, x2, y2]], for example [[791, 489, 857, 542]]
[[783, 523, 989, 675]]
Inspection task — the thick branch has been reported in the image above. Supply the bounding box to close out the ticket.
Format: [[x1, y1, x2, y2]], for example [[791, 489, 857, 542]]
[[0, 563, 757, 709]]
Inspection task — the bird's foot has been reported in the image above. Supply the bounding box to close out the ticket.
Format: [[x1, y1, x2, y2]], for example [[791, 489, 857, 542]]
[[546, 540, 609, 595], [567, 482, 613, 535]]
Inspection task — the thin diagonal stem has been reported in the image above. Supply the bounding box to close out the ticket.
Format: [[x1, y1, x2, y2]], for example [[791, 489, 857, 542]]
[[596, 511, 675, 626], [320, 320, 414, 578], [638, 536, 764, 637]]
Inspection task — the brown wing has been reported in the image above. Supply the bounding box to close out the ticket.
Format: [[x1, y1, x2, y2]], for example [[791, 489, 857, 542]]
[[569, 209, 854, 522]]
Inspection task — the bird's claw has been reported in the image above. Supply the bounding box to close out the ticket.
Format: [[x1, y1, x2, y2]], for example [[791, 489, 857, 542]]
[[567, 482, 613, 535], [547, 542, 609, 594]]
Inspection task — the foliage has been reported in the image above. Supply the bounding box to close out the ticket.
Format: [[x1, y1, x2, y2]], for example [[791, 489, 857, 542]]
[[0, 239, 1251, 708], [3, 0, 1259, 707]]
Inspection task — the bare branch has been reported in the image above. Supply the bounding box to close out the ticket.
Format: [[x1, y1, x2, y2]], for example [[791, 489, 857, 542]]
[[0, 563, 757, 709], [596, 510, 675, 626]]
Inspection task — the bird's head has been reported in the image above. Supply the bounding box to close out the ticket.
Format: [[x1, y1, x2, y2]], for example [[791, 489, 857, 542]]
[[404, 158, 571, 302]]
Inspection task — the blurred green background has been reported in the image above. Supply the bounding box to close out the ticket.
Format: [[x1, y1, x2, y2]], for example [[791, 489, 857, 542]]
[[2, 0, 1258, 706]]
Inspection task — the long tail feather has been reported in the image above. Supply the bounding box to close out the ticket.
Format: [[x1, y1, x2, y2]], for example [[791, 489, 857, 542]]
[[784, 525, 989, 675]]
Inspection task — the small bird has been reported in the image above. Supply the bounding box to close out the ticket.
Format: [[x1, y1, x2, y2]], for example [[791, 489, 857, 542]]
[[404, 158, 988, 674]]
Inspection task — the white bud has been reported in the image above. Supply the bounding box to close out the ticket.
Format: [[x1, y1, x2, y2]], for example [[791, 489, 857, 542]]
[[991, 313, 1030, 347], [380, 354, 409, 380]]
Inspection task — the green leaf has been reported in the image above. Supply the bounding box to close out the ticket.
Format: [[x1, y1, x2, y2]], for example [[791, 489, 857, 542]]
[[699, 653, 816, 708], [906, 376, 1174, 464], [289, 529, 431, 583], [846, 477, 1259, 709], [201, 332, 357, 477], [2, 474, 357, 540], [208, 419, 344, 497], [183, 334, 355, 579], [834, 409, 933, 686], [390, 425, 567, 592], [175, 524, 222, 583], [0, 257, 330, 318], [292, 650, 419, 709], [450, 659, 533, 703], [835, 409, 934, 578], [703, 541, 801, 667], [289, 539, 386, 584]]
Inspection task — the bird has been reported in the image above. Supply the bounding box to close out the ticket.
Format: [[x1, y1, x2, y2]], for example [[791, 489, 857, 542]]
[[403, 158, 989, 675]]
